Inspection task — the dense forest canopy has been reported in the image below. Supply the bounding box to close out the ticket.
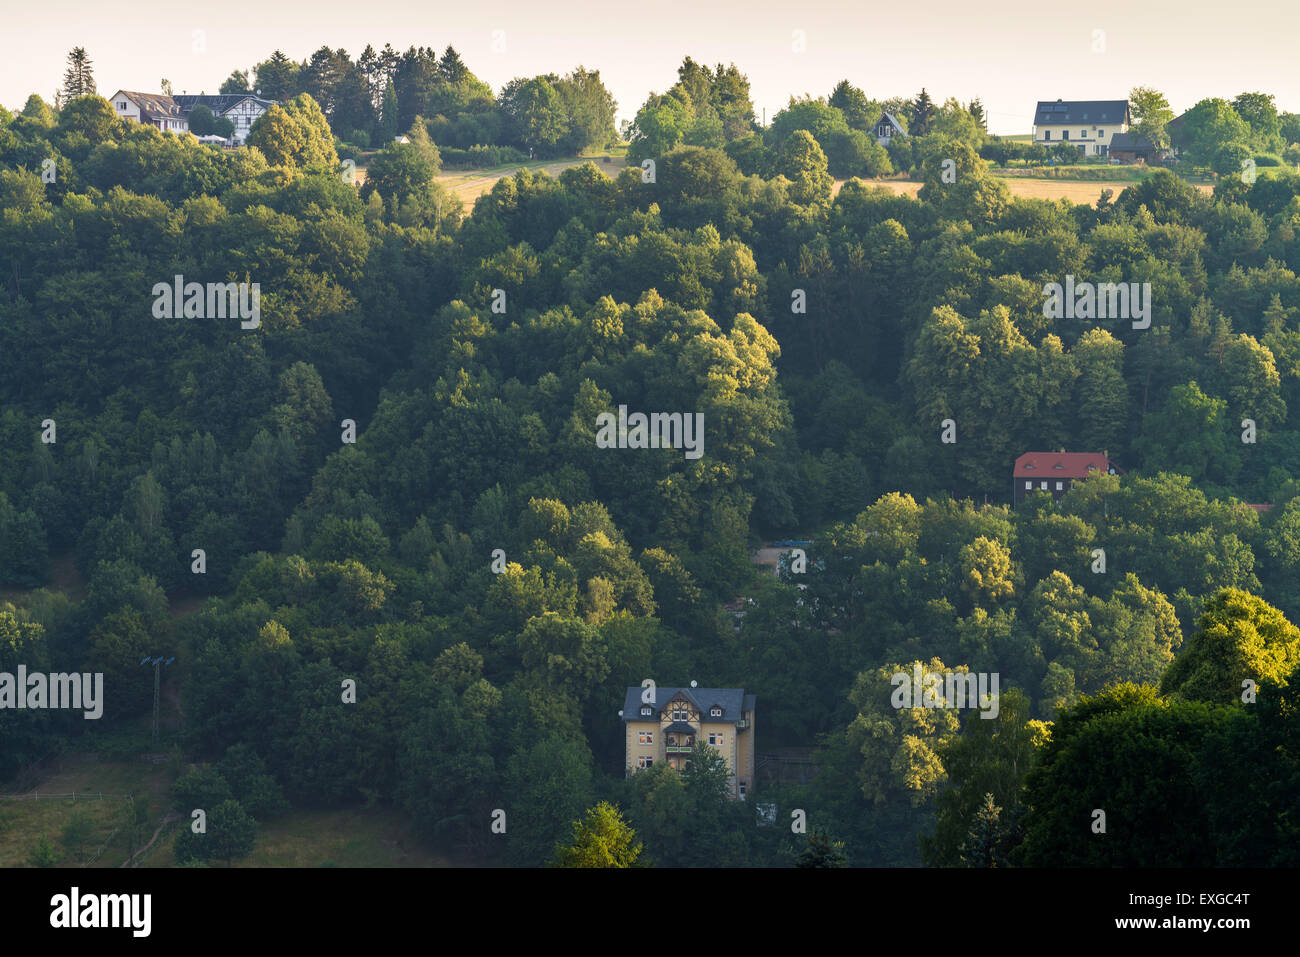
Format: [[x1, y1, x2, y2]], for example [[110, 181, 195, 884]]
[[3, 56, 1300, 867]]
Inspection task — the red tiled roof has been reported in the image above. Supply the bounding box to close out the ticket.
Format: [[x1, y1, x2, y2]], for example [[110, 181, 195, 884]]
[[1014, 451, 1111, 478]]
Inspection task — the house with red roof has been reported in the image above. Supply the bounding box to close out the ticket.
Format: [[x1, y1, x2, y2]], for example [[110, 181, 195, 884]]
[[1013, 450, 1120, 504]]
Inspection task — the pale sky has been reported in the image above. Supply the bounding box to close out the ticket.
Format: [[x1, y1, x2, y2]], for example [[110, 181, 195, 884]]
[[6, 0, 1300, 135]]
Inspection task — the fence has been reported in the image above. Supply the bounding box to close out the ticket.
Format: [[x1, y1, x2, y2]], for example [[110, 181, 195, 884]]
[[0, 791, 131, 801]]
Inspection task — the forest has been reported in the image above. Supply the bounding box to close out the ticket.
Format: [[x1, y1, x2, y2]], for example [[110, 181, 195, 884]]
[[2, 54, 1299, 867]]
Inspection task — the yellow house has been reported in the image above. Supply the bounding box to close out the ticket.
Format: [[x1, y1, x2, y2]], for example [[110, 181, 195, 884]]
[[1033, 99, 1131, 157], [622, 686, 756, 798]]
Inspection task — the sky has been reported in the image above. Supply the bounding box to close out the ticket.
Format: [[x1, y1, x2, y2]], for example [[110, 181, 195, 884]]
[[6, 0, 1300, 135]]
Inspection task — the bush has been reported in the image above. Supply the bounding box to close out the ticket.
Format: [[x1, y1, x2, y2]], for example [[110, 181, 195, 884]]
[[440, 144, 529, 169], [1254, 153, 1282, 167]]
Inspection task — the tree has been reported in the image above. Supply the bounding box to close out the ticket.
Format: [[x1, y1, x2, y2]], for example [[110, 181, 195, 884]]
[[1233, 92, 1282, 151], [187, 104, 218, 135], [959, 793, 1012, 867], [28, 834, 59, 867], [910, 88, 935, 136], [1161, 588, 1300, 704], [62, 47, 96, 99], [551, 801, 643, 867], [775, 129, 833, 207], [828, 80, 874, 131], [380, 80, 399, 141], [254, 51, 299, 100], [246, 94, 338, 170], [61, 811, 95, 861], [219, 70, 251, 95], [499, 77, 569, 155], [1129, 86, 1174, 149], [795, 829, 849, 867], [967, 98, 987, 131], [160, 78, 174, 96], [174, 799, 257, 866]]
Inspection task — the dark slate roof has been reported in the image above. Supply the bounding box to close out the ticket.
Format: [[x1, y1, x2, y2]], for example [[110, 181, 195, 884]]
[[1108, 132, 1161, 152], [173, 94, 275, 117], [664, 721, 696, 734], [622, 687, 751, 723], [1034, 100, 1129, 126], [114, 90, 184, 122], [877, 112, 907, 136]]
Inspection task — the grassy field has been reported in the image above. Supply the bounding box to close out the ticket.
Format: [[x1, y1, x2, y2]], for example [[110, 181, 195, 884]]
[[0, 753, 176, 868], [434, 152, 627, 204], [2, 754, 456, 868], [836, 175, 1214, 206]]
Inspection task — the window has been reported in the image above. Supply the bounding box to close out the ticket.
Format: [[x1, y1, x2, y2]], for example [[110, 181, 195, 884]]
[[1040, 481, 1048, 490], [640, 706, 651, 716], [739, 782, 747, 798], [1098, 129, 1105, 136], [1080, 129, 1087, 138], [1063, 130, 1070, 140], [671, 707, 689, 721], [1024, 481, 1032, 490], [118, 101, 126, 110], [638, 731, 654, 744], [1055, 482, 1063, 491], [1043, 130, 1051, 141], [637, 756, 654, 768], [710, 707, 722, 718], [708, 732, 724, 746]]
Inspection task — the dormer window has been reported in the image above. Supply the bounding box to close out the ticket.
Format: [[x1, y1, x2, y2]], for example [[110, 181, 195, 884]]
[[710, 706, 722, 718], [640, 706, 652, 717]]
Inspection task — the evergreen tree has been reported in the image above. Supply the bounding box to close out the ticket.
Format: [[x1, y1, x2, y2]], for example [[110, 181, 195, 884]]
[[795, 829, 849, 867], [910, 88, 935, 136], [62, 47, 96, 99]]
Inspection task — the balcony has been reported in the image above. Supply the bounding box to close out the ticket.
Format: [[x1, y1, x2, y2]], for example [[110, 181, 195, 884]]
[[665, 738, 694, 753], [736, 720, 749, 729]]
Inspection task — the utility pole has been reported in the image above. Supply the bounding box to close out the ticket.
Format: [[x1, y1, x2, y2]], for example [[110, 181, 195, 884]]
[[140, 656, 175, 745]]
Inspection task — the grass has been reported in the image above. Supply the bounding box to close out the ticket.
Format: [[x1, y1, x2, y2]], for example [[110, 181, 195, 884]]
[[0, 753, 176, 868], [143, 806, 454, 868]]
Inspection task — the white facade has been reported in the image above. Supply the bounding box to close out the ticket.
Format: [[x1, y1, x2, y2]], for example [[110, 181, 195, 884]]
[[1033, 100, 1131, 157], [108, 90, 275, 145], [108, 90, 189, 135]]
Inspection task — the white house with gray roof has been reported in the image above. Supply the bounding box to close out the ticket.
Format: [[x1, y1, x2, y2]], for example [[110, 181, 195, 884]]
[[1033, 99, 1131, 157]]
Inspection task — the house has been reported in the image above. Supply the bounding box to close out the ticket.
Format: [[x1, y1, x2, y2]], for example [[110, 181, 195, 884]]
[[108, 90, 275, 145], [108, 90, 188, 134], [623, 685, 756, 798], [173, 94, 275, 145], [873, 111, 907, 147], [1013, 450, 1120, 504], [1107, 131, 1169, 164], [1033, 99, 1131, 157]]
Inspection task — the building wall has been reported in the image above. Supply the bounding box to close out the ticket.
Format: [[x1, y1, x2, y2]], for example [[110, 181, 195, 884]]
[[624, 702, 755, 798], [1033, 121, 1128, 156], [624, 719, 662, 775], [111, 94, 141, 124]]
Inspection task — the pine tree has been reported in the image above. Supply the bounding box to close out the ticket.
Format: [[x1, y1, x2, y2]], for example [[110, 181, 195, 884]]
[[959, 793, 1006, 867], [62, 47, 96, 99], [381, 80, 399, 141], [968, 98, 987, 131], [910, 88, 935, 136], [795, 829, 849, 867]]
